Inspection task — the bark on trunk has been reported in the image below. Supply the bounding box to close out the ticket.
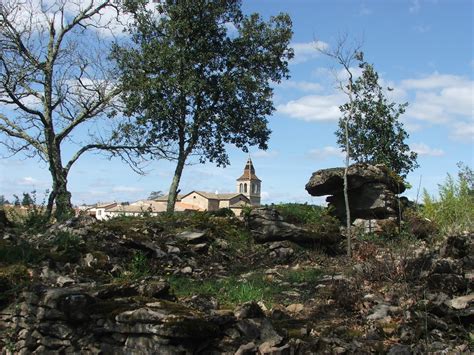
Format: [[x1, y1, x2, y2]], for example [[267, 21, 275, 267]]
[[343, 132, 351, 257], [47, 143, 74, 221], [167, 154, 186, 213], [344, 79, 354, 258]]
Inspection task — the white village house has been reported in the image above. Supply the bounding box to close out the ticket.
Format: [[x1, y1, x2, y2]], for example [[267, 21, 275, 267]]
[[88, 158, 262, 220]]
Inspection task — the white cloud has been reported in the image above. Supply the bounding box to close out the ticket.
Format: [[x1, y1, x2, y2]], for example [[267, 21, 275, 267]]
[[19, 177, 41, 186], [308, 146, 345, 160], [406, 78, 473, 123], [401, 72, 468, 90], [279, 81, 323, 92], [450, 121, 474, 142], [112, 186, 144, 193], [409, 0, 421, 13], [252, 150, 279, 158], [277, 94, 344, 121], [312, 66, 363, 83], [411, 143, 445, 156], [291, 41, 328, 64]]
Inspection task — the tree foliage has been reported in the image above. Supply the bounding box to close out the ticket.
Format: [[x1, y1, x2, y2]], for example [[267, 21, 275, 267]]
[[112, 0, 293, 211], [21, 192, 34, 207], [423, 168, 474, 234], [0, 195, 10, 206], [337, 57, 418, 178]]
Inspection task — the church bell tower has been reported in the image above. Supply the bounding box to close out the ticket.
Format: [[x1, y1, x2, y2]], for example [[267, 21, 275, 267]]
[[236, 157, 261, 206]]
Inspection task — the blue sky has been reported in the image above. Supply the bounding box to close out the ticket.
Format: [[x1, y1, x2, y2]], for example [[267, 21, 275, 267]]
[[1, 0, 473, 205]]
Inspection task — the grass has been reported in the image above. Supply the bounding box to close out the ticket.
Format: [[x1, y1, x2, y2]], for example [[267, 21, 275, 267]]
[[280, 267, 323, 284], [114, 251, 152, 282], [168, 267, 324, 307]]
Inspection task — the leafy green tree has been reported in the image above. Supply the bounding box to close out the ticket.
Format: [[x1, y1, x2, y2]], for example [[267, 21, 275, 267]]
[[336, 56, 418, 178], [319, 37, 362, 257], [0, 195, 10, 205], [148, 191, 164, 200], [13, 194, 20, 206], [113, 0, 293, 212], [21, 192, 34, 207]]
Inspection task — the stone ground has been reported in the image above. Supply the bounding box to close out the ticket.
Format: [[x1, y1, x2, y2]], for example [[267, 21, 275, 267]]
[[0, 213, 472, 354]]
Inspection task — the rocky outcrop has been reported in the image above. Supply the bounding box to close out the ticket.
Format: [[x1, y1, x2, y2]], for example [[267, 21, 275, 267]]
[[306, 163, 405, 224], [247, 207, 341, 248], [0, 281, 220, 354], [0, 283, 304, 354]]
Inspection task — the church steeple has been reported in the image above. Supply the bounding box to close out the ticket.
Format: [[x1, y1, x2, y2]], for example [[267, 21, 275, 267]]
[[236, 157, 261, 206]]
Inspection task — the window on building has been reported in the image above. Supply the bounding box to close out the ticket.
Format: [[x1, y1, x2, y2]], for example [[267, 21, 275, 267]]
[[240, 183, 243, 193], [244, 184, 247, 193]]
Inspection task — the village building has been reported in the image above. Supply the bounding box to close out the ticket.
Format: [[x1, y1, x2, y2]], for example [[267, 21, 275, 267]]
[[89, 158, 262, 220]]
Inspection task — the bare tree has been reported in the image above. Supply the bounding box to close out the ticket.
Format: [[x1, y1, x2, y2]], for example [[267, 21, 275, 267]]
[[318, 35, 363, 258], [0, 0, 160, 220]]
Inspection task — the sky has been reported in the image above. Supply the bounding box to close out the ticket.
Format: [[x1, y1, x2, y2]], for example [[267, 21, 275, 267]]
[[0, 0, 473, 206]]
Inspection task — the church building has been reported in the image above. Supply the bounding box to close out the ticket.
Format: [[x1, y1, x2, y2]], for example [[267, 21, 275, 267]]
[[90, 158, 261, 219], [236, 157, 261, 206], [176, 157, 262, 215]]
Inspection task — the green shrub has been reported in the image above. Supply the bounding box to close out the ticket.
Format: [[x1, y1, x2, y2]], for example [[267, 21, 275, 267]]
[[0, 264, 31, 307], [0, 240, 44, 265], [51, 231, 82, 262], [6, 190, 51, 232], [117, 251, 151, 281], [403, 209, 438, 239], [272, 203, 325, 225], [422, 173, 474, 234], [209, 208, 235, 218]]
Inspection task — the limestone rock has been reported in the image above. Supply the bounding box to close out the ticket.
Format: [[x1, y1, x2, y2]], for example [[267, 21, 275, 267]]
[[305, 163, 405, 196], [234, 301, 265, 320], [247, 207, 341, 246], [445, 293, 474, 310], [306, 163, 405, 223], [176, 231, 207, 243]]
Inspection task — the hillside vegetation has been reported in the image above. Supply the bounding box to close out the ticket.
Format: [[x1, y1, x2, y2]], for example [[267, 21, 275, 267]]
[[0, 179, 472, 353]]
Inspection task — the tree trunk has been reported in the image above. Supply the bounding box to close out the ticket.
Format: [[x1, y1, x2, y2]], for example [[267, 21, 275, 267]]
[[344, 78, 355, 258], [167, 154, 186, 213], [343, 118, 351, 257], [53, 173, 73, 221], [47, 144, 74, 221]]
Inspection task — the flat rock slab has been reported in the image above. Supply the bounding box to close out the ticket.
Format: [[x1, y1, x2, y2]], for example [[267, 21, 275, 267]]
[[305, 163, 405, 196], [445, 293, 474, 310], [176, 231, 206, 243]]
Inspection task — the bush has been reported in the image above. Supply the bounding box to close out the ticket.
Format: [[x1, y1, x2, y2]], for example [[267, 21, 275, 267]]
[[0, 240, 44, 265], [272, 203, 326, 225], [403, 209, 438, 239], [6, 190, 51, 232], [51, 231, 83, 262], [209, 208, 235, 218], [422, 173, 474, 234]]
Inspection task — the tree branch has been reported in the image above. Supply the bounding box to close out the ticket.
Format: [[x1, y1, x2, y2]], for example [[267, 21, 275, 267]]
[[0, 114, 46, 154]]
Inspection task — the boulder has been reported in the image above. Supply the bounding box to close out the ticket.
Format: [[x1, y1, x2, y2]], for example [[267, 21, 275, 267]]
[[305, 163, 405, 196], [306, 163, 405, 223], [327, 182, 399, 220], [247, 208, 341, 246]]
